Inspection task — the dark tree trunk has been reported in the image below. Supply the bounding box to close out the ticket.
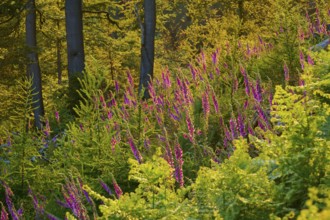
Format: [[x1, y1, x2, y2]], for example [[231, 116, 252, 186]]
[[238, 0, 244, 22], [26, 0, 44, 130], [139, 0, 156, 99], [65, 0, 85, 108]]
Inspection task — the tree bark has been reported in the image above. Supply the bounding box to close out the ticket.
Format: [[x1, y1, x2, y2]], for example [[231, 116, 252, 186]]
[[65, 0, 85, 109], [65, 0, 85, 89], [26, 0, 44, 130], [139, 0, 156, 99]]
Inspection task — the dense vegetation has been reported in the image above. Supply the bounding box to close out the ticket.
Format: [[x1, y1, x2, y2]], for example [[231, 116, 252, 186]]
[[0, 0, 329, 219]]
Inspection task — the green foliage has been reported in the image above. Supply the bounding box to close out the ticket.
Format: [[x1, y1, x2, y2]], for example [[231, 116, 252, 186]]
[[297, 188, 330, 220], [193, 139, 275, 220], [84, 149, 199, 219]]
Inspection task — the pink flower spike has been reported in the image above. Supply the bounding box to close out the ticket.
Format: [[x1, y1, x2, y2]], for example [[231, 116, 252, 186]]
[[186, 115, 195, 143], [1, 206, 9, 220], [212, 92, 219, 113], [115, 80, 120, 93], [55, 111, 60, 123], [202, 91, 210, 117], [127, 71, 134, 87], [307, 55, 314, 65], [112, 180, 123, 199], [284, 63, 289, 82], [128, 137, 143, 164], [299, 51, 305, 70]]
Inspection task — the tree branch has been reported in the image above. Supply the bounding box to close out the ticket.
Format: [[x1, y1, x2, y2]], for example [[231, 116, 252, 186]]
[[82, 10, 120, 29]]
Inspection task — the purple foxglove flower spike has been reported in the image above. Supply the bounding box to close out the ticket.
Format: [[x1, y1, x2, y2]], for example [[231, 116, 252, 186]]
[[99, 179, 112, 196], [128, 137, 143, 164], [283, 63, 289, 82], [127, 71, 134, 87], [251, 83, 262, 103], [307, 55, 314, 65], [55, 111, 60, 123], [82, 189, 92, 205], [216, 67, 220, 75], [299, 79, 305, 87], [244, 100, 249, 109], [229, 117, 237, 139], [186, 115, 195, 143], [107, 111, 113, 120], [115, 80, 120, 93], [246, 43, 251, 56], [256, 105, 269, 126], [258, 120, 267, 131], [240, 66, 250, 95], [113, 180, 123, 199], [219, 116, 224, 128], [212, 92, 219, 113], [144, 138, 150, 150], [248, 125, 255, 136], [299, 51, 305, 70], [2, 182, 19, 220], [211, 51, 217, 65], [28, 185, 44, 215], [256, 80, 262, 99], [44, 119, 51, 137], [79, 123, 84, 131], [1, 206, 9, 220], [237, 113, 246, 137], [165, 145, 174, 169], [170, 112, 180, 121], [269, 92, 273, 107], [209, 72, 214, 80], [124, 93, 130, 105], [174, 143, 184, 187], [223, 136, 229, 148], [189, 64, 197, 81], [47, 213, 60, 220], [202, 91, 210, 117], [176, 77, 182, 88]]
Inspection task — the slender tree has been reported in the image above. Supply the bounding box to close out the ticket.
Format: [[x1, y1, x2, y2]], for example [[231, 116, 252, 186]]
[[26, 0, 44, 130], [139, 0, 156, 99], [65, 0, 85, 107]]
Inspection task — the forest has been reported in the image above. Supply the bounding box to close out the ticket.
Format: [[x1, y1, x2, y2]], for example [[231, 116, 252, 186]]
[[0, 0, 330, 219]]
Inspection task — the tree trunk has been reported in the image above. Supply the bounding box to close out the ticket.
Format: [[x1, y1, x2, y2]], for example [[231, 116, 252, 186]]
[[65, 0, 85, 108], [139, 0, 156, 99], [26, 0, 44, 130]]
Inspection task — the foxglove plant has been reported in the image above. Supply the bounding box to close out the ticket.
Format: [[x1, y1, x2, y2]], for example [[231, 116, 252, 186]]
[[99, 179, 112, 196], [2, 182, 20, 220], [299, 51, 305, 70], [185, 114, 195, 144], [28, 185, 45, 218], [211, 91, 219, 113], [128, 136, 143, 164], [0, 205, 8, 220], [112, 179, 123, 199], [240, 66, 250, 95], [58, 179, 88, 220], [55, 111, 60, 123], [284, 63, 290, 82], [174, 143, 184, 187]]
